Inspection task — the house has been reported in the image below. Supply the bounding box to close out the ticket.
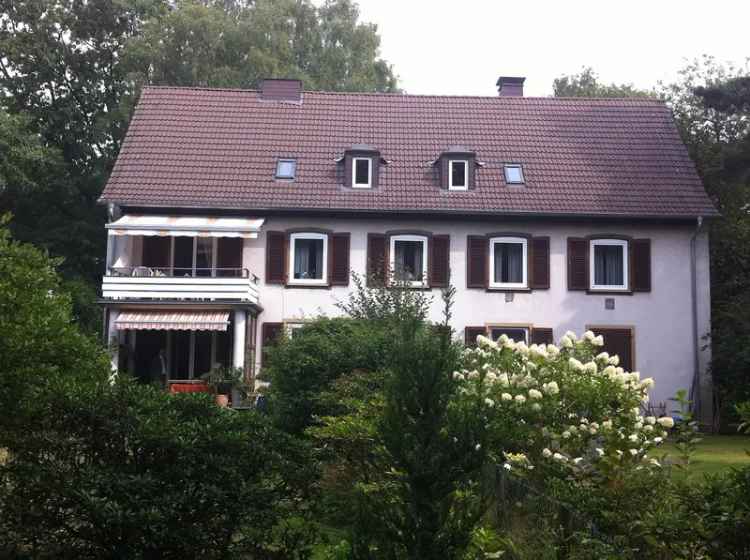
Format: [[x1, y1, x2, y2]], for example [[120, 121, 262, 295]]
[[98, 76, 717, 412]]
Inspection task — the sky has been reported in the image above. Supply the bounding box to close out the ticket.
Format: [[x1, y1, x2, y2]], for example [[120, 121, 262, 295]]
[[353, 0, 749, 97]]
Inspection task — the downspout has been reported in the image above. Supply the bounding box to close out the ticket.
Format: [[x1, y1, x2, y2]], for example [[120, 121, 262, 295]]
[[689, 216, 704, 421]]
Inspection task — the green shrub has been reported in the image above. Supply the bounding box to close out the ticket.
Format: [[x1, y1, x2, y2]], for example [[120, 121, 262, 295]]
[[0, 376, 304, 559]]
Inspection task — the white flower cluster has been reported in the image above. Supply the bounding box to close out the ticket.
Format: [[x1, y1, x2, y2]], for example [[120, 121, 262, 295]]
[[456, 331, 674, 475]]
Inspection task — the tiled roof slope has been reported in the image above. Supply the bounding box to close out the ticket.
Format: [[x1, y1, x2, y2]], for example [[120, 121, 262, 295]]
[[100, 86, 718, 218]]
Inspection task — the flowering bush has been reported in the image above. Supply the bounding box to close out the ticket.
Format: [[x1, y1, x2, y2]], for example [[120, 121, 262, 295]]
[[454, 330, 671, 481]]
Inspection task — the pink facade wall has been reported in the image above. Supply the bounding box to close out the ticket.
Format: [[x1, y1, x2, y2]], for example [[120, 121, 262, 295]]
[[244, 217, 712, 407]]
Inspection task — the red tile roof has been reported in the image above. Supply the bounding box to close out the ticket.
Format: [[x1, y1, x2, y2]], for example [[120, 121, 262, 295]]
[[100, 86, 717, 218]]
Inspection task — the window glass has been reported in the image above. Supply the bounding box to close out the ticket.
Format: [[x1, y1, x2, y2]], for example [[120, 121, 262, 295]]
[[394, 239, 425, 282], [173, 237, 193, 277], [450, 160, 467, 188], [195, 238, 213, 277], [504, 165, 524, 184], [276, 159, 296, 179], [194, 331, 213, 376], [493, 241, 524, 284], [354, 158, 371, 186], [490, 327, 528, 344], [293, 237, 324, 280], [594, 244, 624, 286]]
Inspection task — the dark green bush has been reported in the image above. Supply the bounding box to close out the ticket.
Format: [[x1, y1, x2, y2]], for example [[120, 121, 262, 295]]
[[265, 316, 392, 434], [0, 376, 303, 559]]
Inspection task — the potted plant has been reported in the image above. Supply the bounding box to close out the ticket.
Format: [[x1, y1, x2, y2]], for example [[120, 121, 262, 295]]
[[200, 366, 247, 407]]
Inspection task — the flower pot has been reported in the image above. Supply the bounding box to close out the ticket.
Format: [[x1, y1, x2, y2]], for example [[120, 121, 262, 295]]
[[215, 394, 229, 408]]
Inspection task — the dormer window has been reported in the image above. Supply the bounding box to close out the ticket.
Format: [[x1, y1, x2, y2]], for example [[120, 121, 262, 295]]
[[342, 145, 380, 189], [448, 160, 468, 190], [353, 157, 372, 188], [437, 146, 475, 191], [276, 158, 296, 179], [504, 164, 525, 184]]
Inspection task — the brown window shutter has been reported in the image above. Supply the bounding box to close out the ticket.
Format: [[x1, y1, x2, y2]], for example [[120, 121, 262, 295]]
[[530, 327, 554, 345], [530, 236, 550, 290], [261, 322, 284, 366], [330, 233, 351, 286], [366, 233, 386, 286], [631, 239, 651, 292], [466, 235, 488, 288], [567, 238, 589, 290], [430, 235, 450, 288], [464, 326, 487, 347], [266, 231, 287, 285], [592, 328, 633, 372]]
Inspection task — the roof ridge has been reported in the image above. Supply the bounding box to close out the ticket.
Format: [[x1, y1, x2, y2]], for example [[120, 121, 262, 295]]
[[141, 85, 664, 104]]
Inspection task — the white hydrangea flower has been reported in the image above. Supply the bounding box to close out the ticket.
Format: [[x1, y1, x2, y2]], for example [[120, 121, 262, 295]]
[[589, 426, 597, 435], [542, 381, 560, 395], [595, 448, 605, 457], [583, 361, 598, 374], [653, 436, 664, 444], [501, 393, 513, 402], [649, 458, 661, 467], [596, 352, 610, 362], [532, 403, 541, 411], [569, 425, 578, 434], [452, 371, 465, 381], [484, 398, 495, 408], [640, 377, 655, 389], [634, 422, 643, 430], [629, 449, 639, 456], [628, 434, 638, 442], [497, 334, 509, 344], [553, 452, 567, 462], [643, 424, 654, 433], [475, 443, 482, 451], [602, 420, 613, 430], [498, 373, 510, 386], [467, 370, 480, 380], [564, 330, 577, 341], [608, 355, 620, 366], [560, 336, 574, 348], [568, 357, 585, 372], [547, 344, 560, 356], [562, 431, 571, 439], [572, 457, 583, 465], [657, 417, 674, 429], [645, 416, 656, 425], [528, 389, 543, 400], [514, 394, 527, 404], [592, 335, 604, 346], [602, 365, 616, 377], [515, 341, 529, 355], [542, 448, 552, 458], [583, 330, 595, 341]]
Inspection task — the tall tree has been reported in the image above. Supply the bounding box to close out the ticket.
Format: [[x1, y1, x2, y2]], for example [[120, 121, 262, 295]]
[[553, 67, 654, 98]]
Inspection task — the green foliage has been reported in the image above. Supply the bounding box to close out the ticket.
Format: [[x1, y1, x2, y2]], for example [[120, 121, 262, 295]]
[[0, 220, 110, 445], [0, 376, 306, 558], [659, 57, 750, 427], [265, 316, 392, 434], [669, 389, 703, 467], [553, 67, 654, 98]]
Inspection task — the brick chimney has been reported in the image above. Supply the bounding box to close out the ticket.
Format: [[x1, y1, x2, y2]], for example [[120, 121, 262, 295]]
[[496, 76, 525, 97], [259, 79, 302, 102]]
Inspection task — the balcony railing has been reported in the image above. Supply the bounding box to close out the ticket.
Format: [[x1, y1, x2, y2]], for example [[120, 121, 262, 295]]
[[102, 267, 259, 304]]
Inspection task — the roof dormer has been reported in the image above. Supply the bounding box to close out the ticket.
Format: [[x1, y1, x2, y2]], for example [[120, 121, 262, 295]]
[[436, 146, 477, 191], [342, 144, 382, 189]]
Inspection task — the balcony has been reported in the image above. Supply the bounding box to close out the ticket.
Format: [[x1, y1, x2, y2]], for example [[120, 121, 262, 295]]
[[102, 266, 260, 304]]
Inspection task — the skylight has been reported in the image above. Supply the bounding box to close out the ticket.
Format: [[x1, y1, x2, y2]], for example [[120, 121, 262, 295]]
[[504, 164, 525, 184], [276, 159, 296, 179]]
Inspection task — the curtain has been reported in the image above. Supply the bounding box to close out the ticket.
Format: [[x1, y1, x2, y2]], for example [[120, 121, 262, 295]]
[[494, 243, 522, 283], [395, 241, 423, 281], [294, 239, 323, 279], [595, 245, 624, 285]]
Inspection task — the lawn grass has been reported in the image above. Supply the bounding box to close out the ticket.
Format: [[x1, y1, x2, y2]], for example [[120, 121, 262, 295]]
[[660, 434, 750, 479]]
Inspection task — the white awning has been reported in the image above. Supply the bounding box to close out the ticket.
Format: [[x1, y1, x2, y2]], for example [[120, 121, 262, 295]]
[[106, 215, 264, 239], [115, 310, 230, 331]]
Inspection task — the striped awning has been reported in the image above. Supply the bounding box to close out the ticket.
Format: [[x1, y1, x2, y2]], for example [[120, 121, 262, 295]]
[[106, 215, 264, 238], [114, 310, 230, 331]]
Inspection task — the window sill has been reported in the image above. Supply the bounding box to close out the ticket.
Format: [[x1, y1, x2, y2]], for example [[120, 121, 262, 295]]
[[587, 288, 633, 296], [486, 286, 531, 293], [286, 281, 330, 290]]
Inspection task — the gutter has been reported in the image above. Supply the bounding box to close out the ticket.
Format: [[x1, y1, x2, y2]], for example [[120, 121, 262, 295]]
[[689, 216, 705, 422]]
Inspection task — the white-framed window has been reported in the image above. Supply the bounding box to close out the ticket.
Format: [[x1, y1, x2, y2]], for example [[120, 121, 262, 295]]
[[504, 164, 525, 184], [352, 157, 372, 188], [489, 236, 527, 289], [285, 322, 307, 339], [289, 232, 328, 285], [590, 239, 628, 291], [390, 234, 428, 287], [448, 159, 468, 190], [489, 326, 529, 344]]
